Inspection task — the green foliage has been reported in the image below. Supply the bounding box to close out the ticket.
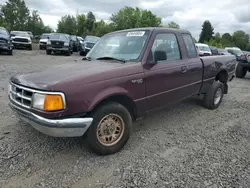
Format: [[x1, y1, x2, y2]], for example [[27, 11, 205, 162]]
[[85, 12, 96, 33], [166, 21, 180, 29], [57, 15, 77, 35], [110, 7, 161, 30], [199, 20, 214, 43], [1, 0, 30, 30], [76, 14, 86, 36], [0, 0, 53, 35]]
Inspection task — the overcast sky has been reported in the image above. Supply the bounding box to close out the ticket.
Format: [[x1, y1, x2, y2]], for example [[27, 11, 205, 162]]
[[1, 0, 250, 39]]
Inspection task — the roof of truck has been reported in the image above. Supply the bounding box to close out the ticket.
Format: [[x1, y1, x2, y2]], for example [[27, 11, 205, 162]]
[[109, 27, 191, 34]]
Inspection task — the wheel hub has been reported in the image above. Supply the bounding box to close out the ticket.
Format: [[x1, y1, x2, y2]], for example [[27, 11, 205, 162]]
[[97, 114, 125, 146], [214, 87, 222, 105]]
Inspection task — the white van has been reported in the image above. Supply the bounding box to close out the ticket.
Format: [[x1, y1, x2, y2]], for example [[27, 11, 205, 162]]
[[195, 43, 212, 56]]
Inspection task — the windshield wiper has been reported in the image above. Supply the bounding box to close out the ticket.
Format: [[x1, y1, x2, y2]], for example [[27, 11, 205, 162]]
[[82, 56, 91, 61], [96, 56, 126, 63]]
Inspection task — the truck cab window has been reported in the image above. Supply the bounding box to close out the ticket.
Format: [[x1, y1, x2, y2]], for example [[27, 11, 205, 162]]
[[182, 34, 197, 58], [151, 33, 181, 63]]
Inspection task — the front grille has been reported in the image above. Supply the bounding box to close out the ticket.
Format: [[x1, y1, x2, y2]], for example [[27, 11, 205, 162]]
[[0, 38, 7, 44], [40, 42, 46, 45], [9, 83, 33, 109], [86, 42, 95, 49], [51, 41, 64, 48], [13, 38, 28, 43]]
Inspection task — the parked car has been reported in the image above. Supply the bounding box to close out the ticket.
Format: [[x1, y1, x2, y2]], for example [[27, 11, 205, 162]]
[[195, 43, 212, 56], [79, 35, 100, 56], [77, 36, 84, 50], [0, 26, 13, 55], [234, 50, 250, 78], [8, 27, 236, 155], [46, 33, 73, 56], [225, 47, 246, 62], [10, 31, 32, 50], [39, 33, 51, 50], [218, 49, 231, 55], [70, 35, 79, 52], [209, 46, 219, 55]]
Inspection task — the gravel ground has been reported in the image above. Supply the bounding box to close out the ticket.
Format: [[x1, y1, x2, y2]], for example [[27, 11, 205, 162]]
[[1, 49, 250, 188]]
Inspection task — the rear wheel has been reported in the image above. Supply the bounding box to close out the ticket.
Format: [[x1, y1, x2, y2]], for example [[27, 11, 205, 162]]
[[86, 102, 132, 155], [235, 64, 247, 78], [203, 81, 224, 110]]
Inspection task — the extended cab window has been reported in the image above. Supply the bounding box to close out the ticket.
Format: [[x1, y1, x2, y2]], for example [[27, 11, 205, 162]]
[[182, 34, 197, 58], [151, 33, 181, 62]]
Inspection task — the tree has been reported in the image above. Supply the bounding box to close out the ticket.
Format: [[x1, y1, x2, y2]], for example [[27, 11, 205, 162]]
[[199, 20, 214, 43], [221, 33, 233, 47], [92, 20, 114, 37], [232, 30, 249, 50], [214, 32, 221, 43], [1, 0, 30, 30], [85, 12, 96, 33], [57, 15, 77, 35], [167, 21, 180, 29], [76, 14, 86, 36], [110, 7, 161, 30]]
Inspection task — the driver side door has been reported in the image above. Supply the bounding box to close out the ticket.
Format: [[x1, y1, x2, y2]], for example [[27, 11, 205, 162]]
[[143, 32, 192, 111]]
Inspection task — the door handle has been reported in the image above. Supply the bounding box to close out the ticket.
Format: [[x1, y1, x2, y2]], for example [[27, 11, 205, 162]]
[[181, 66, 188, 73]]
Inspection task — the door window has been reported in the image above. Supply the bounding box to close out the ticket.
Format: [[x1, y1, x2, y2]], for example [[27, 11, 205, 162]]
[[150, 33, 181, 63]]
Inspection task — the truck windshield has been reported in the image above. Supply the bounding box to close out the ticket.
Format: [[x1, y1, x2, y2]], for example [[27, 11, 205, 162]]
[[86, 30, 149, 62], [50, 34, 68, 41], [11, 31, 30, 37], [40, 34, 50, 39]]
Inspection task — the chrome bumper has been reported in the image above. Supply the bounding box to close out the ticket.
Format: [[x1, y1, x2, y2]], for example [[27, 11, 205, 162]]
[[9, 102, 93, 137]]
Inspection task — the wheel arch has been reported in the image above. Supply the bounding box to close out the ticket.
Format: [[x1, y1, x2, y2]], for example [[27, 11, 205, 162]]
[[89, 94, 137, 120], [215, 69, 228, 94]]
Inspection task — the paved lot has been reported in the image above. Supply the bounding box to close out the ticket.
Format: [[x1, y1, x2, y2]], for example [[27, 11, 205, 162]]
[[1, 50, 250, 188]]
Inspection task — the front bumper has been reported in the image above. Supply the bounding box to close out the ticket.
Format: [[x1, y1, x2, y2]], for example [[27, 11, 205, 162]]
[[47, 46, 69, 51], [0, 43, 13, 51], [9, 102, 93, 137], [13, 41, 31, 48]]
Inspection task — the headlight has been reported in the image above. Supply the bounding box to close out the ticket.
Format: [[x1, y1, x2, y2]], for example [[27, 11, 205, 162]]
[[32, 93, 65, 111], [64, 42, 69, 46], [28, 39, 31, 43], [47, 40, 51, 45]]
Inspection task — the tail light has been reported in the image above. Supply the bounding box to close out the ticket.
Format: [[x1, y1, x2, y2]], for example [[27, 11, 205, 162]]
[[240, 55, 247, 60]]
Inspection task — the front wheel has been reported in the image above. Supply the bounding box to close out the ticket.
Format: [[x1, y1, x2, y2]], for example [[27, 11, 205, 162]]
[[235, 64, 247, 78], [86, 102, 132, 155], [7, 49, 13, 55], [203, 81, 224, 110], [46, 50, 52, 55]]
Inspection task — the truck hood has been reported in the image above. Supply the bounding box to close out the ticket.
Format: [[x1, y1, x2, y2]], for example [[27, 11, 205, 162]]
[[11, 36, 31, 40], [10, 60, 139, 91], [0, 33, 9, 40], [39, 39, 48, 42]]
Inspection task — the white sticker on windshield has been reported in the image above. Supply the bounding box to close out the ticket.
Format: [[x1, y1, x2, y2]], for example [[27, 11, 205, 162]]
[[126, 31, 145, 37]]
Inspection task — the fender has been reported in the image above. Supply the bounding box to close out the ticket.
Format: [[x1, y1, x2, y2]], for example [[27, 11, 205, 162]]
[[88, 86, 133, 112]]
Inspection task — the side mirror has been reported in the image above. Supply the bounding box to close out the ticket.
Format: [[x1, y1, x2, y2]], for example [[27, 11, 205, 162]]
[[154, 50, 167, 62]]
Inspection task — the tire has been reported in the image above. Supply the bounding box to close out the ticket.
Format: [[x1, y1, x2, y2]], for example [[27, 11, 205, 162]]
[[86, 102, 132, 155], [66, 50, 71, 56], [46, 50, 52, 55], [235, 64, 247, 78], [29, 45, 32, 50], [80, 51, 85, 56], [7, 49, 13, 55], [203, 81, 224, 110]]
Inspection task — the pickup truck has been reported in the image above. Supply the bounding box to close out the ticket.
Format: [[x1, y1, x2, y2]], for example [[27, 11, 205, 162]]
[[8, 28, 236, 155]]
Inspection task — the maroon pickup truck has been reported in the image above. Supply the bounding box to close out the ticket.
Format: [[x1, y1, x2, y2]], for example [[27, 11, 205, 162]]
[[8, 28, 236, 155]]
